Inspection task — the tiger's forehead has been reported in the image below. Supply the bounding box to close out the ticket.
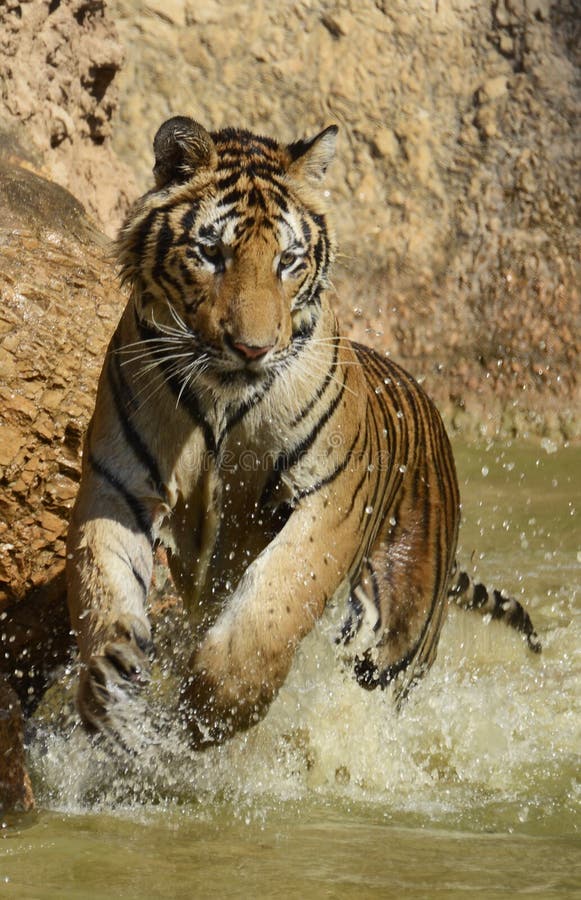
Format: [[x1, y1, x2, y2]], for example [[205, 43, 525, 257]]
[[211, 127, 290, 173], [207, 189, 304, 251], [191, 134, 308, 247]]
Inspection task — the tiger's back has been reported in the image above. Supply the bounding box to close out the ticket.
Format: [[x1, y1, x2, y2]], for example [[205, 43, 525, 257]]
[[66, 117, 536, 748]]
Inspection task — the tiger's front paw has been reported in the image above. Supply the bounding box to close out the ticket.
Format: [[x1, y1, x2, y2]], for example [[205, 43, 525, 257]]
[[77, 615, 154, 736], [179, 630, 281, 749]]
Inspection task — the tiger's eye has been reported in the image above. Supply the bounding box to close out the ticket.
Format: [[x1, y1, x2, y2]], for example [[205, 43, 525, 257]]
[[279, 250, 296, 269], [202, 243, 221, 259]]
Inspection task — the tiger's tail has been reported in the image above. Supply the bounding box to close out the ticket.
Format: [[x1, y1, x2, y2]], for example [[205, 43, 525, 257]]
[[448, 569, 542, 654]]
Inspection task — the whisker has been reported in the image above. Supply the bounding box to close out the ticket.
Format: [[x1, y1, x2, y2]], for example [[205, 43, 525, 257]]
[[302, 353, 359, 398], [127, 350, 198, 377], [176, 355, 211, 407], [116, 340, 188, 359], [125, 352, 211, 413]]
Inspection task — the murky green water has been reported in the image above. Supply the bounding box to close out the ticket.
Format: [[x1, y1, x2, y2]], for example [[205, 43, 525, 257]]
[[2, 442, 580, 898]]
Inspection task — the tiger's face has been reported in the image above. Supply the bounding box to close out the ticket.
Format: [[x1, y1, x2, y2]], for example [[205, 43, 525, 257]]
[[118, 118, 337, 386]]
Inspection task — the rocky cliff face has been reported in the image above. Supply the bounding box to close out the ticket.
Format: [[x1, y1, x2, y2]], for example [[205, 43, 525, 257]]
[[0, 0, 136, 230], [110, 0, 579, 436], [0, 0, 578, 436]]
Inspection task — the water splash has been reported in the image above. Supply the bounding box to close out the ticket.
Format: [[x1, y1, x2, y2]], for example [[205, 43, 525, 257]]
[[27, 445, 580, 837], [28, 589, 579, 837]]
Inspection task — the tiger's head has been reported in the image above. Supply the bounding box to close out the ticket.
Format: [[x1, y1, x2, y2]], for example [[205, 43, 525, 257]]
[[118, 117, 338, 386]]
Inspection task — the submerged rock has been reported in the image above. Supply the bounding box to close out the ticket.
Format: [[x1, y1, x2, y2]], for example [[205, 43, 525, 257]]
[[0, 678, 34, 812]]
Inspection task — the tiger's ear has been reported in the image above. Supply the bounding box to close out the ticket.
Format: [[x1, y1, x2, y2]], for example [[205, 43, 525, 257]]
[[287, 125, 338, 185], [152, 116, 217, 189]]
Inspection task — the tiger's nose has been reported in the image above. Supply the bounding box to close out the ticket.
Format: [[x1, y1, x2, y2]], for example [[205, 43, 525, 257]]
[[228, 337, 274, 361]]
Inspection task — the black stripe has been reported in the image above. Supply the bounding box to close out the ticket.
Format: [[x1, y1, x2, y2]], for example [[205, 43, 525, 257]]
[[175, 202, 201, 245], [345, 460, 371, 521], [178, 259, 196, 287], [473, 582, 489, 609], [131, 208, 160, 261], [260, 184, 290, 212], [354, 647, 414, 691], [217, 371, 278, 451], [216, 171, 242, 191], [212, 128, 280, 151], [131, 563, 148, 598], [353, 345, 402, 515], [357, 396, 387, 529], [290, 338, 340, 428], [164, 369, 217, 455], [107, 342, 166, 498], [248, 185, 269, 210], [218, 187, 245, 208], [153, 214, 184, 295], [296, 423, 362, 500], [276, 369, 348, 475], [293, 313, 319, 343], [89, 453, 153, 544], [136, 317, 217, 454]]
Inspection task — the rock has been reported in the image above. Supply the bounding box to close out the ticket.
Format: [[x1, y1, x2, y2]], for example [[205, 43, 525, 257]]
[[372, 128, 400, 162], [0, 678, 34, 812], [0, 147, 126, 712], [477, 76, 509, 104], [0, 0, 137, 235]]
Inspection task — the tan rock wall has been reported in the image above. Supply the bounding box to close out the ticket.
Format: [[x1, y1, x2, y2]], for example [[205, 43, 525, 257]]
[[110, 0, 580, 436], [0, 0, 136, 232]]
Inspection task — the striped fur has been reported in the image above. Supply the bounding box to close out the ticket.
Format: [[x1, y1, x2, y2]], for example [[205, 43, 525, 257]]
[[448, 570, 542, 653], [66, 118, 540, 748]]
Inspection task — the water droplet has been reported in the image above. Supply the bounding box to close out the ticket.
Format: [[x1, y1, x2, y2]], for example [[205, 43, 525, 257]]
[[389, 516, 397, 526], [481, 466, 489, 477], [365, 505, 374, 515], [398, 464, 407, 474], [396, 410, 403, 419]]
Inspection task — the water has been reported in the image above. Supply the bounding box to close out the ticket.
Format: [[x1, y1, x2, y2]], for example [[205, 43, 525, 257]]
[[2, 442, 580, 898]]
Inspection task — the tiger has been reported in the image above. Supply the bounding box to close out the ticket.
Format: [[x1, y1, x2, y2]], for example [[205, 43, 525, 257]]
[[66, 117, 541, 749]]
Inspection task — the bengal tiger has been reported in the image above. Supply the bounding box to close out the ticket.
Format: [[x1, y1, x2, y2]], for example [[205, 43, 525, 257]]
[[66, 117, 541, 748]]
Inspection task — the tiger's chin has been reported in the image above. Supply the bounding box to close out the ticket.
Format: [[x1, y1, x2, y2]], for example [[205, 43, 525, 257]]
[[208, 354, 283, 388]]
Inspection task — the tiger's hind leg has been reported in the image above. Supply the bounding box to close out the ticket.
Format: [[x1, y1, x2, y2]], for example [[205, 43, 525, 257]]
[[448, 570, 542, 653], [342, 484, 458, 705]]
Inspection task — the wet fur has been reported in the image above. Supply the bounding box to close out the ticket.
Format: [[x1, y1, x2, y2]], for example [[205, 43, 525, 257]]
[[67, 118, 540, 748]]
